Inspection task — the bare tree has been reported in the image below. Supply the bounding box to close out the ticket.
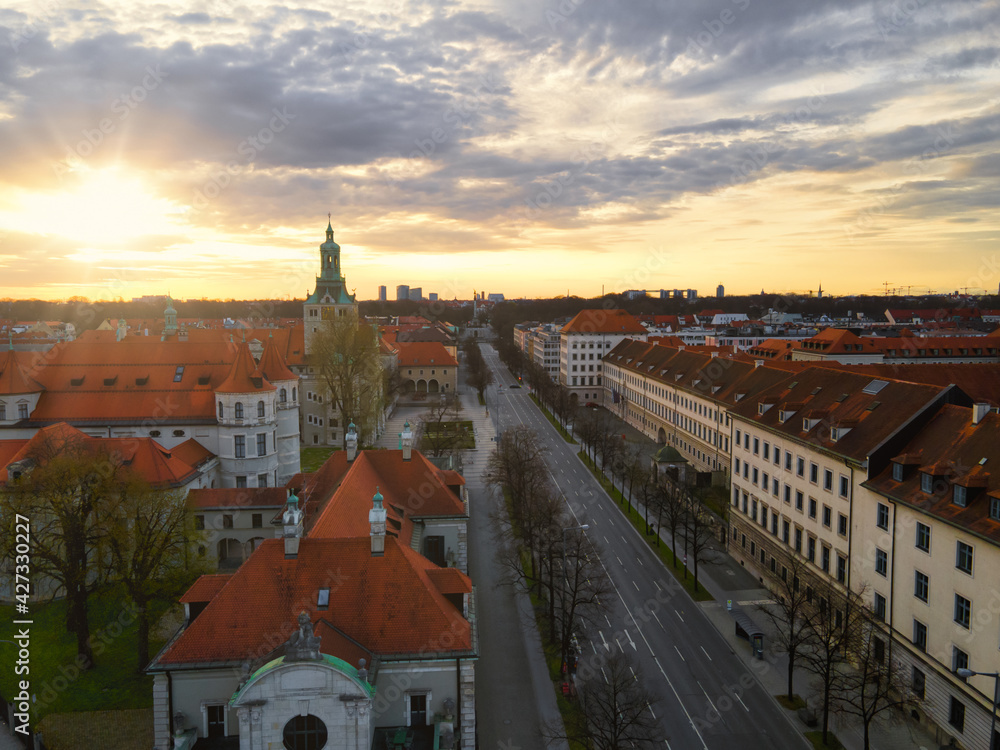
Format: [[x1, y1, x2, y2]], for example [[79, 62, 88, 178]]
[[800, 580, 868, 745], [835, 613, 921, 750], [756, 552, 814, 702], [559, 529, 612, 669], [681, 491, 716, 593], [415, 393, 464, 457], [651, 474, 687, 557], [550, 650, 661, 750], [310, 310, 385, 447]]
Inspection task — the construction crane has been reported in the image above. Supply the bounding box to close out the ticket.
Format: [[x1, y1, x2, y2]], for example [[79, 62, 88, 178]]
[[882, 281, 893, 296]]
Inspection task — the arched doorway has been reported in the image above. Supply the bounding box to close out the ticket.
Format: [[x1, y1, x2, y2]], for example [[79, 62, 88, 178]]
[[657, 427, 667, 445], [428, 379, 440, 393], [217, 538, 243, 569], [416, 379, 428, 393]]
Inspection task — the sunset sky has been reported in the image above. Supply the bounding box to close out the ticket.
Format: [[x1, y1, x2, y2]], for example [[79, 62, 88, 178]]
[[0, 0, 998, 301]]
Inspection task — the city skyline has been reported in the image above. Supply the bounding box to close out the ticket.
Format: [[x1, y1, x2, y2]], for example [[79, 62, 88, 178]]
[[0, 1, 997, 301]]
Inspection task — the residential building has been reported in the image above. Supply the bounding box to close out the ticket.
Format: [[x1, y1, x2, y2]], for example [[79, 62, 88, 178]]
[[187, 487, 288, 570], [428, 293, 438, 302], [396, 285, 409, 301], [717, 284, 725, 298], [395, 341, 458, 394], [378, 285, 387, 302], [408, 288, 423, 302], [559, 309, 647, 406]]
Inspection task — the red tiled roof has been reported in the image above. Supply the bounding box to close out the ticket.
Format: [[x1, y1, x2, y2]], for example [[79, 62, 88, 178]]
[[426, 567, 473, 595], [156, 537, 472, 665], [0, 423, 211, 487], [798, 328, 880, 354], [216, 343, 275, 394], [394, 341, 458, 367], [0, 349, 44, 394], [187, 487, 288, 509], [818, 363, 1000, 407], [257, 336, 297, 383], [180, 574, 233, 603], [561, 309, 646, 335], [171, 438, 216, 469]]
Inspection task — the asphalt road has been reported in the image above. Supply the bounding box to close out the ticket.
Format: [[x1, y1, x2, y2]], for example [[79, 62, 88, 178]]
[[482, 344, 809, 750]]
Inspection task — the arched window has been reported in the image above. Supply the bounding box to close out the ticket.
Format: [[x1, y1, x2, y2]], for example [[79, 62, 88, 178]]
[[292, 387, 297, 401], [218, 402, 224, 419], [282, 714, 328, 750], [235, 402, 244, 420], [257, 400, 265, 418], [279, 388, 287, 403]]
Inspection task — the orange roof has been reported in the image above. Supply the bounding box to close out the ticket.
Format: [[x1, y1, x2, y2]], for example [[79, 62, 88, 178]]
[[155, 537, 473, 665], [257, 336, 297, 383], [561, 309, 646, 335], [0, 423, 212, 487], [180, 574, 233, 603], [394, 341, 457, 367], [0, 349, 44, 395], [426, 567, 473, 595], [215, 342, 275, 394], [307, 450, 466, 543], [798, 328, 881, 354], [171, 438, 216, 469], [187, 487, 288, 509]]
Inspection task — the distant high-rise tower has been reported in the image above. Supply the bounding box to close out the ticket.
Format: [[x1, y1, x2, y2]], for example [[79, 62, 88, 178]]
[[428, 292, 438, 302], [378, 285, 387, 302], [396, 285, 409, 301], [716, 284, 725, 298], [408, 287, 422, 302]]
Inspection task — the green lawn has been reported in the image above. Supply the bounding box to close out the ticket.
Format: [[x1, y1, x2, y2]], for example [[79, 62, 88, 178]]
[[300, 445, 339, 472], [419, 420, 475, 451], [0, 586, 173, 725], [529, 394, 578, 444], [577, 451, 713, 602]]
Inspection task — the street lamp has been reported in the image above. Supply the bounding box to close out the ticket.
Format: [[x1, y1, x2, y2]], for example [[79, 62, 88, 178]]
[[561, 524, 589, 668], [956, 668, 999, 750]]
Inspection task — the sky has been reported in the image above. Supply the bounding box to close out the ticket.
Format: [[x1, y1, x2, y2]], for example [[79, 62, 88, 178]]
[[0, 0, 998, 302]]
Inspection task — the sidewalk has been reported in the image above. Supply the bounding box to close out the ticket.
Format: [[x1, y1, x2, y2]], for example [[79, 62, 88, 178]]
[[573, 406, 941, 750]]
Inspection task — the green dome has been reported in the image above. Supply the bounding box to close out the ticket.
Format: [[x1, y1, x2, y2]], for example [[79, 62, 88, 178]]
[[654, 445, 686, 463]]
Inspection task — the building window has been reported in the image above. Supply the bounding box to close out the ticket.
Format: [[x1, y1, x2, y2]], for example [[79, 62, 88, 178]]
[[810, 463, 818, 483], [911, 667, 925, 699], [279, 388, 287, 403], [956, 541, 973, 574], [823, 469, 833, 491], [822, 505, 832, 528], [873, 592, 886, 621], [876, 502, 889, 530], [258, 473, 268, 487], [807, 536, 816, 562], [875, 548, 887, 576], [222, 514, 233, 529], [838, 513, 848, 536], [953, 646, 970, 675], [194, 515, 205, 530], [837, 554, 847, 584], [18, 404, 28, 420], [920, 472, 934, 493], [785, 451, 792, 471], [235, 435, 246, 458], [173, 365, 184, 382], [954, 594, 971, 629], [252, 513, 262, 528], [821, 545, 830, 572], [257, 433, 266, 456], [794, 528, 802, 553], [892, 463, 904, 482], [953, 485, 967, 507], [796, 457, 804, 477], [916, 522, 930, 552], [783, 485, 791, 504], [991, 496, 1000, 521], [873, 636, 885, 664], [948, 697, 965, 733], [839, 476, 849, 498], [914, 571, 928, 602], [235, 402, 244, 420], [236, 476, 247, 488], [257, 400, 265, 418], [795, 491, 803, 511], [763, 442, 770, 460], [283, 715, 328, 750], [808, 498, 817, 519]]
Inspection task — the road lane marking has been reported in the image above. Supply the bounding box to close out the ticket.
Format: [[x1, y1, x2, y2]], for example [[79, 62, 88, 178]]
[[674, 645, 685, 662], [616, 556, 624, 566], [675, 609, 685, 623], [654, 580, 662, 591], [651, 610, 664, 629], [733, 690, 750, 712], [700, 646, 712, 661], [632, 580, 640, 591], [697, 680, 717, 714]]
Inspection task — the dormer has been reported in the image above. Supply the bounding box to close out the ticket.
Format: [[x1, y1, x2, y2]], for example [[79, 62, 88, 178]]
[[778, 402, 803, 424], [830, 419, 857, 442], [758, 396, 778, 416], [890, 452, 922, 482], [952, 465, 989, 508]]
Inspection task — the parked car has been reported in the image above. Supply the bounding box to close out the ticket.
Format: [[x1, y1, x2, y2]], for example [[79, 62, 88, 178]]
[[585, 401, 598, 407], [510, 384, 521, 388]]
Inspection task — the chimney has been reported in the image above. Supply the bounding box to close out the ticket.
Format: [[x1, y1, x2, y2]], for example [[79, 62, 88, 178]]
[[283, 491, 303, 558], [755, 359, 764, 368], [369, 486, 387, 557], [401, 421, 413, 461], [972, 402, 991, 425], [346, 421, 358, 462]]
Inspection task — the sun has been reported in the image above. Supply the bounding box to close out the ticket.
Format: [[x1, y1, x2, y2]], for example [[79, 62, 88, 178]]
[[2, 168, 185, 246]]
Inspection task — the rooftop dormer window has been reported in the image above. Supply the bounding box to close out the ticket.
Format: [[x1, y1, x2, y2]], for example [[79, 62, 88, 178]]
[[317, 587, 330, 609], [892, 463, 904, 482], [920, 472, 934, 494], [990, 496, 1000, 521], [70, 376, 85, 386], [953, 485, 968, 508]]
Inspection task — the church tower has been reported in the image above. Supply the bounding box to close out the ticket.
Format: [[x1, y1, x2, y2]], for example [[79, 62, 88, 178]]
[[303, 219, 358, 354]]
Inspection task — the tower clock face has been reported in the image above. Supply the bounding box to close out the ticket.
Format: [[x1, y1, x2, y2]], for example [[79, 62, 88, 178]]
[[372, 523, 385, 534]]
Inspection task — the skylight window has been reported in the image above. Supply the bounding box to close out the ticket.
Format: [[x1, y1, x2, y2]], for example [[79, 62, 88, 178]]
[[317, 588, 330, 608], [173, 366, 185, 382], [863, 380, 889, 395]]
